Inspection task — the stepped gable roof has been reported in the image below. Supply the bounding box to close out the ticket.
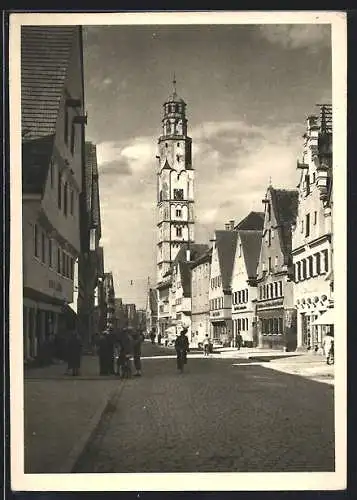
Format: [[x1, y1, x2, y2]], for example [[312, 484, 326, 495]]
[[21, 26, 78, 195], [239, 230, 263, 279], [235, 211, 264, 230], [270, 187, 299, 260], [215, 230, 239, 290]]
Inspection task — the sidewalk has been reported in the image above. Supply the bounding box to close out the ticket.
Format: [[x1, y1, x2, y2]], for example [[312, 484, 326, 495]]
[[24, 355, 122, 473]]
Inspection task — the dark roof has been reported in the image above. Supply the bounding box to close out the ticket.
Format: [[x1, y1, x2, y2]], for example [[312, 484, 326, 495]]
[[173, 243, 209, 297], [269, 187, 299, 261], [239, 230, 263, 279], [190, 247, 212, 269], [235, 211, 265, 230], [22, 135, 55, 194], [22, 26, 77, 140], [215, 230, 238, 290], [21, 26, 78, 195]]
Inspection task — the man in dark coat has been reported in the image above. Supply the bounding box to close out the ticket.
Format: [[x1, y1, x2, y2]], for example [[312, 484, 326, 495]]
[[67, 330, 82, 376], [131, 329, 145, 377], [175, 328, 190, 371]]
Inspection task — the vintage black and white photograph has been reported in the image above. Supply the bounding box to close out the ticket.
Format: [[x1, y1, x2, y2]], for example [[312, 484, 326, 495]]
[[10, 11, 346, 491]]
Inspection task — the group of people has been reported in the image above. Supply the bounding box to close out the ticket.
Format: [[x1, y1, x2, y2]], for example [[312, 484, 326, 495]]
[[95, 327, 145, 378]]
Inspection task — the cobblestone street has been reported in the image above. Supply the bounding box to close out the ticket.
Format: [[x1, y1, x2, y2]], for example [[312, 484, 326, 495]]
[[73, 342, 334, 473]]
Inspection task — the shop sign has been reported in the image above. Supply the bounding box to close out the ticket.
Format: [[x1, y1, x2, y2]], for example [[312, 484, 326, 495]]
[[49, 279, 62, 292], [211, 311, 222, 318], [257, 298, 283, 309], [233, 305, 247, 311]]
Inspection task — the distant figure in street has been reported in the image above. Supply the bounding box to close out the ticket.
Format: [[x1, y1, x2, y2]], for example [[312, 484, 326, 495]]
[[118, 328, 133, 378], [175, 328, 189, 372], [66, 330, 82, 376], [323, 332, 334, 365], [131, 329, 145, 377], [98, 331, 114, 375], [150, 328, 156, 344], [236, 332, 243, 350], [157, 332, 162, 345], [202, 334, 210, 357]]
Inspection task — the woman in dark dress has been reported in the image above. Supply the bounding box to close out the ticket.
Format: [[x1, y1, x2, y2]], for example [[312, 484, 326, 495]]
[[67, 330, 82, 376]]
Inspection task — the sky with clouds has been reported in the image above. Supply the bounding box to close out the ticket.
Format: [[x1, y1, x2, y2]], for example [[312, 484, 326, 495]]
[[82, 22, 331, 307]]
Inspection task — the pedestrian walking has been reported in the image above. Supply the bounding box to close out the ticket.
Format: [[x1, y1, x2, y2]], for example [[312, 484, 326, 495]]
[[322, 332, 334, 365], [66, 330, 82, 376], [202, 334, 210, 357], [150, 328, 156, 345], [175, 328, 189, 372], [131, 329, 145, 377], [236, 332, 243, 350], [118, 328, 133, 378]]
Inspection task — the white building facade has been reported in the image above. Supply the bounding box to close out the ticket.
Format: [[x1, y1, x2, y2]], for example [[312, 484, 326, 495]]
[[231, 230, 262, 347], [191, 250, 212, 346], [292, 106, 333, 350]]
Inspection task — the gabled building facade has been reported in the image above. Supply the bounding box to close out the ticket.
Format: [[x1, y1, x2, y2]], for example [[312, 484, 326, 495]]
[[255, 186, 298, 350], [191, 248, 212, 346], [21, 26, 86, 363], [209, 226, 238, 346], [103, 272, 115, 329], [292, 105, 333, 350], [169, 243, 209, 340], [231, 212, 264, 347]]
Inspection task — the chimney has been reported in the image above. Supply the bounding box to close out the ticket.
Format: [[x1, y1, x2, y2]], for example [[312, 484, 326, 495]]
[[225, 223, 230, 230], [229, 220, 235, 230]]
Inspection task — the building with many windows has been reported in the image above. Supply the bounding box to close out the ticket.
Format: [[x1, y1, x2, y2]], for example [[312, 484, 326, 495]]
[[191, 248, 212, 346], [21, 26, 86, 363], [255, 186, 299, 350], [292, 105, 333, 350], [231, 212, 264, 347], [209, 223, 238, 346]]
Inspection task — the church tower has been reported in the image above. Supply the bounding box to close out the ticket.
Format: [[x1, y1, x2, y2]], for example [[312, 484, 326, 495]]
[[156, 78, 195, 284]]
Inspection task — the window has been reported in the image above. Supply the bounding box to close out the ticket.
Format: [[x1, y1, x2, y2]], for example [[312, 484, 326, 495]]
[[308, 256, 314, 277], [312, 172, 316, 183], [315, 253, 321, 274], [64, 182, 68, 216], [58, 172, 62, 209], [270, 283, 274, 298], [268, 257, 272, 273], [50, 160, 54, 187], [296, 262, 301, 282], [314, 211, 317, 225], [268, 229, 271, 246], [271, 228, 275, 239], [70, 190, 74, 215], [302, 259, 307, 280], [177, 142, 180, 147], [48, 238, 53, 268], [259, 286, 262, 300], [176, 209, 182, 218], [64, 108, 68, 144], [34, 224, 39, 257], [165, 143, 168, 148], [70, 122, 75, 155], [301, 220, 304, 234], [279, 281, 283, 296], [278, 317, 283, 335], [275, 255, 278, 268], [322, 250, 329, 273], [41, 232, 46, 263], [57, 248, 61, 273], [305, 213, 310, 237], [274, 282, 278, 297], [173, 189, 184, 200], [176, 227, 182, 237], [62, 251, 66, 277], [305, 174, 310, 195], [267, 202, 271, 221]]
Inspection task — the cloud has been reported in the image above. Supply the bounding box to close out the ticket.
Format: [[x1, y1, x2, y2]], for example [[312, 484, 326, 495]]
[[258, 24, 331, 52]]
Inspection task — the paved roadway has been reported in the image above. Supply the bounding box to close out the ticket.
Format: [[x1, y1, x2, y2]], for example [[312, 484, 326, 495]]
[[73, 341, 334, 473]]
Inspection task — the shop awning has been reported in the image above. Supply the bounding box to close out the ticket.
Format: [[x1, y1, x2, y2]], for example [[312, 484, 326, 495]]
[[312, 308, 334, 325]]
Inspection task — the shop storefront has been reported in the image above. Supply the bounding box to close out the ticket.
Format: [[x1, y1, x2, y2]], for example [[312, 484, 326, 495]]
[[257, 298, 297, 351], [210, 312, 233, 346], [296, 295, 334, 350]]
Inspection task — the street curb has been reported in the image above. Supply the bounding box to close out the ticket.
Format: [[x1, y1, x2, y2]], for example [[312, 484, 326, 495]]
[[59, 384, 124, 473], [260, 362, 335, 386]]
